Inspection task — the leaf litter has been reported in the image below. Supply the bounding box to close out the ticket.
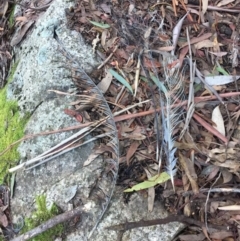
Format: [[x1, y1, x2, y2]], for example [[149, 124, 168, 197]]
[[63, 0, 240, 240], [1, 0, 240, 240]]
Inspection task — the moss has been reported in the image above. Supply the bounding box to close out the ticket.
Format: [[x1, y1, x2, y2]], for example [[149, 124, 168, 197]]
[[8, 4, 16, 29], [0, 62, 29, 183], [22, 195, 64, 241]]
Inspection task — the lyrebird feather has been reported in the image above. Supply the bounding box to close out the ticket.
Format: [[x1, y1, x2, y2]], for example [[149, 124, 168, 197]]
[[160, 55, 184, 191], [147, 50, 184, 191]]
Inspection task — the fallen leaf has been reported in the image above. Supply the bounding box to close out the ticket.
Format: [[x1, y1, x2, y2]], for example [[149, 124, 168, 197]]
[[124, 172, 170, 192], [205, 75, 240, 86], [109, 68, 133, 94], [11, 20, 35, 46], [0, 1, 8, 17], [64, 109, 83, 123], [126, 141, 140, 165], [92, 33, 100, 53], [89, 20, 110, 29], [210, 230, 233, 239], [84, 145, 114, 166], [181, 33, 213, 48], [218, 205, 240, 211], [101, 29, 108, 50], [97, 71, 112, 93], [194, 39, 216, 49], [217, 0, 235, 7], [178, 233, 205, 241], [143, 57, 161, 68], [212, 106, 225, 136], [179, 153, 199, 194], [221, 168, 233, 183], [144, 27, 152, 39], [172, 12, 189, 54], [0, 211, 8, 227], [202, 0, 208, 15], [209, 51, 228, 57]]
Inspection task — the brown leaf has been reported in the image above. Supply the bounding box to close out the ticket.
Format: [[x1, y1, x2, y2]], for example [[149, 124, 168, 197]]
[[84, 144, 114, 166], [143, 57, 161, 68], [210, 231, 233, 240], [179, 153, 199, 194], [0, 1, 8, 17], [115, 49, 129, 60], [206, 165, 220, 181], [221, 168, 233, 183], [64, 109, 83, 123], [16, 16, 28, 24], [126, 141, 140, 165], [181, 33, 213, 48], [101, 29, 109, 50], [11, 20, 35, 46], [0, 211, 8, 227], [202, 0, 208, 15], [97, 71, 112, 93], [178, 233, 205, 241]]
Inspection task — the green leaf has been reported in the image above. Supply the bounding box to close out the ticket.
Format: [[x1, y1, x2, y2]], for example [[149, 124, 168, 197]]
[[150, 74, 167, 94], [89, 21, 110, 29], [216, 66, 229, 76], [109, 69, 133, 94], [124, 172, 170, 192]]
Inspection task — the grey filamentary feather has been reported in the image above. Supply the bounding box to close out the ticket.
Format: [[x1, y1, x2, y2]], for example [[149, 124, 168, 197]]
[[146, 50, 184, 191], [160, 54, 185, 191]]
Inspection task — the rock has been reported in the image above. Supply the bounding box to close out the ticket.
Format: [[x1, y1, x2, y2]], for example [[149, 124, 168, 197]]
[[9, 0, 185, 240]]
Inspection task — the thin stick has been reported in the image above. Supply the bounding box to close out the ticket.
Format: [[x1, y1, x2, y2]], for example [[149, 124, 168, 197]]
[[106, 214, 229, 232], [1, 92, 240, 158], [181, 187, 240, 197], [11, 207, 82, 241], [97, 45, 118, 69]]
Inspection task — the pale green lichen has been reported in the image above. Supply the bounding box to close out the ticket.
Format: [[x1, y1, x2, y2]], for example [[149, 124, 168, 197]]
[[0, 62, 29, 183], [22, 195, 64, 241]]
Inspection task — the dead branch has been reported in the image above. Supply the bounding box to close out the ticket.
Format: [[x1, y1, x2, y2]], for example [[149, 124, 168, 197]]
[[106, 214, 230, 233], [11, 207, 82, 241]]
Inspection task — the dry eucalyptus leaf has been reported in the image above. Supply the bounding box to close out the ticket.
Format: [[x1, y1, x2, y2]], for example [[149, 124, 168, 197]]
[[97, 71, 112, 93], [202, 0, 208, 14], [218, 205, 240, 211], [217, 0, 235, 7], [11, 20, 35, 46], [0, 211, 8, 227], [126, 141, 140, 165], [194, 39, 215, 49], [0, 1, 8, 17], [212, 105, 225, 136], [221, 169, 233, 183]]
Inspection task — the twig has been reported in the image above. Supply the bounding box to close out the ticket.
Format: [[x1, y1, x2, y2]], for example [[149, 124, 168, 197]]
[[11, 207, 82, 241], [97, 45, 118, 69], [181, 187, 240, 197], [1, 92, 240, 158], [204, 172, 221, 232], [9, 118, 108, 173], [106, 214, 229, 233], [192, 111, 228, 144], [0, 122, 91, 157]]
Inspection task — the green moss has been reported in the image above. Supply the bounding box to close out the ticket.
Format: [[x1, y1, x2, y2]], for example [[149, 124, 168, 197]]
[[8, 5, 16, 29], [22, 195, 64, 241], [0, 62, 29, 183]]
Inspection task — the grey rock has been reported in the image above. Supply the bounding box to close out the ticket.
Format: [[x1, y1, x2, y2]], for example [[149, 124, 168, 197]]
[[9, 0, 185, 240]]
